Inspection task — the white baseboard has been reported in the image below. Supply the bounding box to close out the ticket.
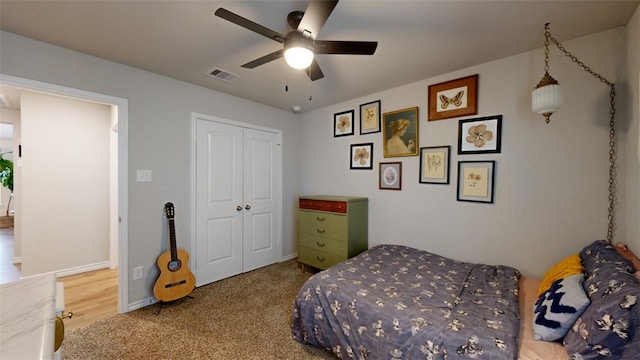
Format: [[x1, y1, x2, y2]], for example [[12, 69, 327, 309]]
[[280, 252, 298, 262], [128, 296, 158, 312], [55, 261, 111, 278]]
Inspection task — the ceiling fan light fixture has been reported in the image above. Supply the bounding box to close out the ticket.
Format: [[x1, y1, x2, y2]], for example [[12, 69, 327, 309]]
[[284, 47, 314, 69], [284, 31, 314, 69]]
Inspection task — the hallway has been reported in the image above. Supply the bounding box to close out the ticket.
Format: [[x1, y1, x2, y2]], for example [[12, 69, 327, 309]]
[[0, 227, 20, 285]]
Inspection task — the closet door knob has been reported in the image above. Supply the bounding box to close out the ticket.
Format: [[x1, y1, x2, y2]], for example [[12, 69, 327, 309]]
[[245, 205, 251, 210], [236, 206, 242, 211]]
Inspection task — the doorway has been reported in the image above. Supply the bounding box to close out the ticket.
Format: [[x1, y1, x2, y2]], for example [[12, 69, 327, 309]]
[[0, 74, 129, 313]]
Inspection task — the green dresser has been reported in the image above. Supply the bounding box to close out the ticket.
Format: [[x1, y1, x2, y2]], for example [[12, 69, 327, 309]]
[[298, 196, 368, 271]]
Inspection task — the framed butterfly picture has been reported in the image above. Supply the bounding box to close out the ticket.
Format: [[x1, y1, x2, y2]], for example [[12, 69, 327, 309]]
[[427, 74, 478, 121]]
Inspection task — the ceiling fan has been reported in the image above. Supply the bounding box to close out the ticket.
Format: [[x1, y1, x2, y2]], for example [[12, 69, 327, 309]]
[[214, 0, 378, 81]]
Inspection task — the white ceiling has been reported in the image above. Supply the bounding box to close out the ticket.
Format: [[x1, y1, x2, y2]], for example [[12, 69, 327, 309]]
[[0, 1, 638, 113]]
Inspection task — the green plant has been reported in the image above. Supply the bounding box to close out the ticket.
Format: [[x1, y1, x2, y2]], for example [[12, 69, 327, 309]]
[[0, 155, 13, 216]]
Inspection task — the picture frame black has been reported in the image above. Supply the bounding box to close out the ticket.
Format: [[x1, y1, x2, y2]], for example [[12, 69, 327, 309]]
[[359, 100, 381, 135], [419, 146, 451, 184], [458, 115, 502, 154], [457, 160, 496, 203], [350, 143, 373, 170], [334, 109, 354, 137]]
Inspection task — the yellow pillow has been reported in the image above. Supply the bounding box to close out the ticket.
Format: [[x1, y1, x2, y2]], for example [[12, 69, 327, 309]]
[[537, 254, 584, 296]]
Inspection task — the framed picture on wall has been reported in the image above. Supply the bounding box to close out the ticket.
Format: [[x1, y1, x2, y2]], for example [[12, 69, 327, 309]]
[[457, 160, 495, 203], [379, 162, 402, 190], [350, 143, 373, 170], [334, 110, 354, 137], [383, 106, 419, 158], [359, 100, 381, 135], [419, 146, 450, 184], [428, 74, 478, 121], [458, 115, 502, 154]]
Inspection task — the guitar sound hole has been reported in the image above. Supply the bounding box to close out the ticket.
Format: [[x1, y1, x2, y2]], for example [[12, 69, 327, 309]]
[[168, 260, 182, 272]]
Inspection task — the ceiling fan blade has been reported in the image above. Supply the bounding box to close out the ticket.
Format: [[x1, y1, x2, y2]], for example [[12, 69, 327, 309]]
[[297, 0, 339, 39], [215, 8, 285, 43], [306, 60, 325, 81], [241, 49, 284, 69], [314, 40, 378, 55]]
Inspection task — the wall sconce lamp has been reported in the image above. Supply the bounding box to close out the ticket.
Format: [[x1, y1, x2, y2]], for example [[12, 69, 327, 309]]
[[531, 23, 617, 243], [284, 31, 314, 70]]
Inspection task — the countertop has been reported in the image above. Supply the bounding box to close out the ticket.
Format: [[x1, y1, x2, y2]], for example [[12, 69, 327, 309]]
[[1, 273, 57, 360]]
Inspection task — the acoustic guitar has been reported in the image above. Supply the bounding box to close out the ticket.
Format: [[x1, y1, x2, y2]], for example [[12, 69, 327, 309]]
[[153, 202, 196, 302]]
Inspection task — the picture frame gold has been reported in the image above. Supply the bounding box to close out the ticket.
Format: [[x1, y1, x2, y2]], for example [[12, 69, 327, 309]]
[[359, 100, 381, 135], [419, 146, 450, 184], [379, 162, 402, 190], [428, 74, 478, 121], [382, 106, 419, 158], [457, 160, 495, 203]]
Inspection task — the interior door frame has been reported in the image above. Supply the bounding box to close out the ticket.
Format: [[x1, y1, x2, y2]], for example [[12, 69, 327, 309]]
[[0, 74, 129, 314], [190, 112, 283, 278]]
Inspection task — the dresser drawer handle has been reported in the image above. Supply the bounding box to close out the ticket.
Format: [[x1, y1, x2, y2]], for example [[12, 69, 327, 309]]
[[316, 256, 325, 262], [316, 242, 326, 247], [316, 217, 325, 221], [316, 229, 325, 234]]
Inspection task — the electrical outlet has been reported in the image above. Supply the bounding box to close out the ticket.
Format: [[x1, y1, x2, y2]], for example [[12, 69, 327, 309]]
[[136, 170, 152, 182], [132, 266, 143, 280]]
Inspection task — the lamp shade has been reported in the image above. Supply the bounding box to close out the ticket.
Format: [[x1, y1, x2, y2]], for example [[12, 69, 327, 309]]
[[284, 47, 314, 69], [532, 84, 563, 116]]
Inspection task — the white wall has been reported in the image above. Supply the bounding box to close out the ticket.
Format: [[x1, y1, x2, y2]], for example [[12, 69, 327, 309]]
[[0, 31, 301, 305], [621, 5, 640, 255], [20, 91, 111, 276], [298, 26, 631, 278]]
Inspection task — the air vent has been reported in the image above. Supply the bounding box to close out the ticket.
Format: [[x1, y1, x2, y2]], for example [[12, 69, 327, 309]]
[[209, 68, 239, 83]]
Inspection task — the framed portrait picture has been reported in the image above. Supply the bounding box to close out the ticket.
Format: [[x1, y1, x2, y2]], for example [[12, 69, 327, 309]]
[[457, 160, 495, 203], [360, 100, 381, 135], [334, 110, 354, 137], [379, 162, 402, 190], [428, 74, 478, 121], [350, 143, 373, 170], [382, 106, 419, 158], [458, 115, 502, 154], [419, 146, 451, 184]]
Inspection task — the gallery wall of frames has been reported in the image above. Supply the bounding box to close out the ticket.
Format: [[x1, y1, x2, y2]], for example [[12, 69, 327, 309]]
[[334, 74, 501, 204]]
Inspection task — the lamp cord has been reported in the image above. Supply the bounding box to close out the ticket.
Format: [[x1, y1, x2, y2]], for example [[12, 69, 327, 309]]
[[547, 25, 617, 244]]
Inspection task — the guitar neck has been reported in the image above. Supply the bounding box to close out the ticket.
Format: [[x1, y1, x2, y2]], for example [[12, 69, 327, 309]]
[[168, 218, 178, 261]]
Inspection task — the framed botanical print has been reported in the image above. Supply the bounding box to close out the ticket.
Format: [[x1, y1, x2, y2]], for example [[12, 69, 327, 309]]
[[419, 146, 450, 184], [382, 106, 419, 158], [350, 143, 373, 170], [379, 162, 402, 190], [457, 160, 495, 203], [428, 74, 478, 121], [458, 115, 502, 154], [334, 110, 354, 137], [360, 100, 381, 135]]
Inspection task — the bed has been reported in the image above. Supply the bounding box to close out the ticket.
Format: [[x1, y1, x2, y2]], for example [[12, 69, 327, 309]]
[[292, 244, 565, 359]]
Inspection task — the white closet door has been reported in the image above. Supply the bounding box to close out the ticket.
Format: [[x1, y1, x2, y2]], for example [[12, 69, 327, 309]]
[[242, 128, 281, 272], [195, 118, 282, 287], [195, 119, 243, 286]]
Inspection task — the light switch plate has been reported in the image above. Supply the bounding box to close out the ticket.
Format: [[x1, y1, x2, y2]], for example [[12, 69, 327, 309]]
[[136, 170, 152, 182]]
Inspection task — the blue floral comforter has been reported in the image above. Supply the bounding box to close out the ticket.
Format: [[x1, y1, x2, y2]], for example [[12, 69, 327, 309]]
[[292, 245, 521, 359]]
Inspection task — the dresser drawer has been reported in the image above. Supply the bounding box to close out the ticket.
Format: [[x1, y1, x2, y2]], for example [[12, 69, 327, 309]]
[[298, 246, 346, 270], [299, 211, 347, 240], [299, 234, 346, 257], [299, 199, 347, 214]]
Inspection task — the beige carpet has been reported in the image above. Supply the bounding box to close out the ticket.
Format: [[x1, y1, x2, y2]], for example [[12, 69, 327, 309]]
[[62, 259, 333, 359]]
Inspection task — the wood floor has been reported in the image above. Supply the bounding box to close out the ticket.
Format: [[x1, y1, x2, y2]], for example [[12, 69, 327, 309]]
[[0, 227, 118, 331]]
